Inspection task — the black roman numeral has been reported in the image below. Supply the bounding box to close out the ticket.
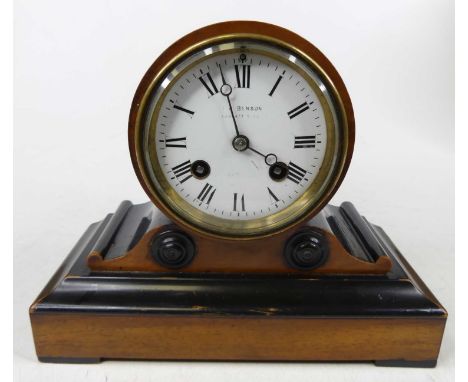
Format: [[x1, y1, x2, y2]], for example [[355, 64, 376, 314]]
[[294, 135, 316, 148], [233, 193, 245, 211], [197, 183, 216, 205], [165, 137, 187, 148], [267, 187, 279, 203], [287, 102, 309, 119], [234, 65, 250, 88], [268, 74, 283, 96], [173, 104, 195, 115], [199, 72, 219, 96], [287, 162, 307, 184], [171, 160, 192, 183]]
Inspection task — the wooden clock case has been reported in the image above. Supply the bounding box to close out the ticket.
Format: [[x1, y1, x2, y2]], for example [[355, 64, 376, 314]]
[[29, 21, 447, 367]]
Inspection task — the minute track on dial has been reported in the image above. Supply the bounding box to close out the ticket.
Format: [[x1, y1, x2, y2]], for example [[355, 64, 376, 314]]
[[149, 47, 333, 225], [131, 22, 353, 238]]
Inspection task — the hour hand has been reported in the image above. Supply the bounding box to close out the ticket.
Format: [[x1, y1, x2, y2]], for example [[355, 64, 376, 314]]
[[247, 146, 289, 181]]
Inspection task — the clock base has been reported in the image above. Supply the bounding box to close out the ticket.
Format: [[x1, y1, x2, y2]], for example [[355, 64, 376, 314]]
[[29, 202, 447, 367]]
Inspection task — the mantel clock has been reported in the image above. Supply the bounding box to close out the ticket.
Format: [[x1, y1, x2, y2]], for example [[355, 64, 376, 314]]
[[29, 21, 446, 367]]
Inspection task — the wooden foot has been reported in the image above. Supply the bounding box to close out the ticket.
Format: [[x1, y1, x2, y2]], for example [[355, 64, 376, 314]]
[[375, 359, 437, 368], [38, 357, 101, 364]]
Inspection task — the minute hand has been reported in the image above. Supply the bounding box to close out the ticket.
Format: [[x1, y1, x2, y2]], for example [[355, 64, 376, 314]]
[[219, 65, 240, 137]]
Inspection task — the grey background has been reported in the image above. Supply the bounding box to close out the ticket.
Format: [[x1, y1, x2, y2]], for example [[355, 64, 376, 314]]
[[14, 0, 454, 381]]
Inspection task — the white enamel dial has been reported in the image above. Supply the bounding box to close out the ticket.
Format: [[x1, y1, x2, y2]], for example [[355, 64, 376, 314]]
[[153, 49, 329, 221], [133, 37, 351, 238]]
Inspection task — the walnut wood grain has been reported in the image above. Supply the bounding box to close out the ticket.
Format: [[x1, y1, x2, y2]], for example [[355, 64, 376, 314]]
[[86, 201, 392, 274], [31, 313, 445, 363], [29, 214, 447, 366], [88, 223, 391, 274]]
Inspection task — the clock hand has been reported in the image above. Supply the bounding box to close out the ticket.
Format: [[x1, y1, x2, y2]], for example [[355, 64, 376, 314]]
[[247, 146, 277, 166], [247, 145, 289, 181], [218, 65, 241, 137], [217, 64, 286, 181]]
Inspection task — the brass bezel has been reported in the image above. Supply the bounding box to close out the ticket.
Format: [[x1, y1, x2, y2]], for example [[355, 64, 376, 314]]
[[129, 22, 355, 241], [146, 46, 336, 237]]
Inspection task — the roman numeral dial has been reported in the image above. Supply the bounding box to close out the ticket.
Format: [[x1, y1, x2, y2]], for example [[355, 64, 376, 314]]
[[199, 72, 219, 96], [267, 187, 280, 203], [287, 162, 308, 184], [234, 65, 250, 88], [233, 193, 245, 212], [287, 102, 310, 119], [197, 183, 216, 205], [294, 135, 316, 148], [154, 49, 329, 224], [268, 70, 285, 96], [171, 160, 192, 183], [173, 104, 194, 115], [164, 137, 187, 148]]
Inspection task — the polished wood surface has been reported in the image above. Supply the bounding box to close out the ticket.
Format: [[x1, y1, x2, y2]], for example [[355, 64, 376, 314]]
[[31, 314, 445, 363], [86, 201, 392, 274], [29, 205, 447, 366], [88, 224, 391, 274]]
